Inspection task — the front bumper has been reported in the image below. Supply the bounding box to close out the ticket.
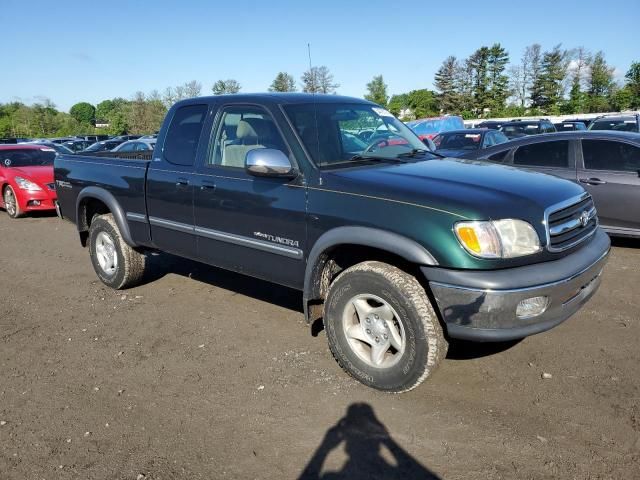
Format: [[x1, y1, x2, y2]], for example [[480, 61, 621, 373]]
[[18, 188, 57, 212], [422, 229, 610, 342]]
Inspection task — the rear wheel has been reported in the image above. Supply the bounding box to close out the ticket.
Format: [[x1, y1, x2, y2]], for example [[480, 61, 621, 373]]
[[88, 213, 147, 289], [3, 186, 22, 218], [324, 261, 447, 392]]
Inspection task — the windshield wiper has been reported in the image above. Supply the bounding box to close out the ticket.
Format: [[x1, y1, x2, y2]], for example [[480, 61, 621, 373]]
[[349, 154, 409, 163], [397, 148, 446, 159]]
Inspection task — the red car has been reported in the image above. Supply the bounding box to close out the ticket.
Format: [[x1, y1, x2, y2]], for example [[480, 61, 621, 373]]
[[0, 144, 58, 218]]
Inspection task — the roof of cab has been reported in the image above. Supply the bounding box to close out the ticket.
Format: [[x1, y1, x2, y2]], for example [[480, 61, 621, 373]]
[[173, 92, 376, 107]]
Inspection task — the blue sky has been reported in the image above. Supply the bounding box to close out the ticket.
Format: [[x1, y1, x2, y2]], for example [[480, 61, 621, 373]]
[[1, 0, 638, 112]]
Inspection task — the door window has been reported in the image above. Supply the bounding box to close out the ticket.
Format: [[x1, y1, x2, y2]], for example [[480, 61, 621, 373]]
[[582, 140, 640, 172], [513, 141, 569, 168], [209, 106, 288, 168], [163, 104, 208, 166]]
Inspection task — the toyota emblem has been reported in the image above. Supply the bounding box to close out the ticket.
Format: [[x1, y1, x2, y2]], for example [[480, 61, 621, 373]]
[[579, 211, 590, 227]]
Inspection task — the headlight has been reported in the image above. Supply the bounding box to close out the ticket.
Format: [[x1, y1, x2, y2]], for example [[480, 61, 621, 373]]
[[14, 177, 42, 191], [455, 219, 541, 258]]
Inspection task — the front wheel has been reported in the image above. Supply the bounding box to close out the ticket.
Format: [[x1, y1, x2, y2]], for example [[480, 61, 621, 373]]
[[88, 213, 147, 289], [4, 186, 22, 218], [324, 261, 447, 392]]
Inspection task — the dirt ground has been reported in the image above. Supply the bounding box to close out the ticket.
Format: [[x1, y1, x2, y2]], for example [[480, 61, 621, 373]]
[[0, 213, 638, 480]]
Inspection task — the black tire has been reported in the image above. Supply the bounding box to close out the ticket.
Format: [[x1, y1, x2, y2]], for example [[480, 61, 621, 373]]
[[324, 261, 447, 393], [88, 213, 147, 289], [3, 186, 23, 218]]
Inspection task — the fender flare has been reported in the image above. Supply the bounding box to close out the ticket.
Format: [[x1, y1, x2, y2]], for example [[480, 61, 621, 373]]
[[302, 226, 438, 322], [76, 186, 137, 247]]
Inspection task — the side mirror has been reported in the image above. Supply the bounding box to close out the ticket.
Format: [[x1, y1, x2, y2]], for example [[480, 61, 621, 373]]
[[245, 148, 295, 178]]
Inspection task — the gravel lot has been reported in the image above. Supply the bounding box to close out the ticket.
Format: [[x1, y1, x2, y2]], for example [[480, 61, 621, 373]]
[[0, 213, 638, 479]]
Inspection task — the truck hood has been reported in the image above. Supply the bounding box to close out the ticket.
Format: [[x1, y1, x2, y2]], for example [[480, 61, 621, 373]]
[[323, 158, 585, 225]]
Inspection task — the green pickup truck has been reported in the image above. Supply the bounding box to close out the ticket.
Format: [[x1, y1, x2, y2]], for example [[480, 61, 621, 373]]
[[54, 94, 610, 392]]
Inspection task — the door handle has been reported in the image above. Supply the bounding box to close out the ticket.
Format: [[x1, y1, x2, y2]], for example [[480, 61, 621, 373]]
[[200, 180, 216, 191], [579, 178, 607, 185], [176, 177, 189, 186]]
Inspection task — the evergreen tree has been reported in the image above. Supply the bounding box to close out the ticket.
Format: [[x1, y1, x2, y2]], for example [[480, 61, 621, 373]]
[[467, 47, 491, 113], [537, 45, 568, 113], [587, 52, 614, 112], [364, 75, 389, 106], [434, 56, 459, 113], [269, 72, 296, 92], [487, 43, 510, 113], [211, 79, 241, 95]]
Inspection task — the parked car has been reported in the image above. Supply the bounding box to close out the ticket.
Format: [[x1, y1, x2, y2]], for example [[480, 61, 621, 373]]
[[405, 116, 465, 141], [432, 129, 509, 158], [54, 94, 609, 393], [82, 140, 124, 153], [475, 120, 504, 130], [465, 131, 640, 238], [111, 139, 156, 152], [63, 139, 94, 152], [554, 121, 587, 131], [139, 134, 158, 140], [499, 120, 556, 139], [588, 114, 640, 133], [26, 141, 75, 155], [110, 135, 142, 142], [0, 144, 58, 218]]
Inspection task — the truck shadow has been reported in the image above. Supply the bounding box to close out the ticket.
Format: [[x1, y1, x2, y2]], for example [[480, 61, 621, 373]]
[[298, 403, 440, 480], [610, 236, 640, 249], [142, 251, 303, 313], [446, 339, 522, 360]]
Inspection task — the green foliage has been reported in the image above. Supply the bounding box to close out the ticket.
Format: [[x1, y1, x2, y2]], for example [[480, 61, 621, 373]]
[[212, 79, 241, 95], [95, 100, 115, 121], [587, 51, 614, 112], [406, 89, 438, 119], [387, 94, 410, 117], [269, 72, 296, 92], [624, 61, 640, 108], [608, 86, 633, 112], [530, 45, 567, 113], [69, 102, 96, 125], [486, 43, 510, 112], [364, 75, 388, 106]]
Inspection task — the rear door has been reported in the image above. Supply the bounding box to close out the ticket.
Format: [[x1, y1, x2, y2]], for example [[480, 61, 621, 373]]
[[146, 103, 210, 258], [510, 139, 576, 181], [578, 138, 640, 233]]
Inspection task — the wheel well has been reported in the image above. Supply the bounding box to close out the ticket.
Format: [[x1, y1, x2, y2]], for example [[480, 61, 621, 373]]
[[78, 198, 111, 246], [306, 244, 421, 323]]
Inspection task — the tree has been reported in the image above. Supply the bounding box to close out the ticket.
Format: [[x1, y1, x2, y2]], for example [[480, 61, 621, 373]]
[[624, 61, 640, 108], [406, 89, 438, 119], [69, 102, 96, 125], [587, 51, 614, 112], [486, 43, 510, 113], [387, 94, 410, 118], [528, 44, 544, 108], [562, 47, 591, 114], [212, 79, 241, 95], [509, 44, 540, 108], [183, 80, 202, 98], [467, 46, 491, 113], [434, 56, 459, 113], [534, 45, 568, 113], [364, 75, 388, 106], [96, 100, 116, 121], [269, 72, 296, 92], [301, 66, 339, 94]]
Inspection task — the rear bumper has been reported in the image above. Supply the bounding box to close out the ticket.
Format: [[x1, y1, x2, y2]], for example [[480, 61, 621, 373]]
[[422, 229, 610, 342]]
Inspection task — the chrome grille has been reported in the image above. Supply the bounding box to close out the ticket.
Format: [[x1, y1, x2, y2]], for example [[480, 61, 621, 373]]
[[546, 194, 598, 252]]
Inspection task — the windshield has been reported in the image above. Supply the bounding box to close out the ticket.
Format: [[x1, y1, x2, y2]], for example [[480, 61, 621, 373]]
[[590, 119, 638, 132], [1, 148, 56, 167], [434, 132, 482, 150], [500, 124, 540, 138], [283, 103, 430, 168]]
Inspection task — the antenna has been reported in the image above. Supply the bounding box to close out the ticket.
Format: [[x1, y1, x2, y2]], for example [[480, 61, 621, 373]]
[[307, 43, 315, 93]]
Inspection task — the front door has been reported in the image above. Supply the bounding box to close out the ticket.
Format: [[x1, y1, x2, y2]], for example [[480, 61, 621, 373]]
[[146, 103, 209, 259], [193, 104, 307, 289], [578, 138, 640, 234], [510, 139, 577, 181]]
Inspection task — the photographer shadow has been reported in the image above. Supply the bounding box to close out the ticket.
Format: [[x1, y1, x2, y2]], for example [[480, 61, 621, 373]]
[[299, 403, 440, 480]]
